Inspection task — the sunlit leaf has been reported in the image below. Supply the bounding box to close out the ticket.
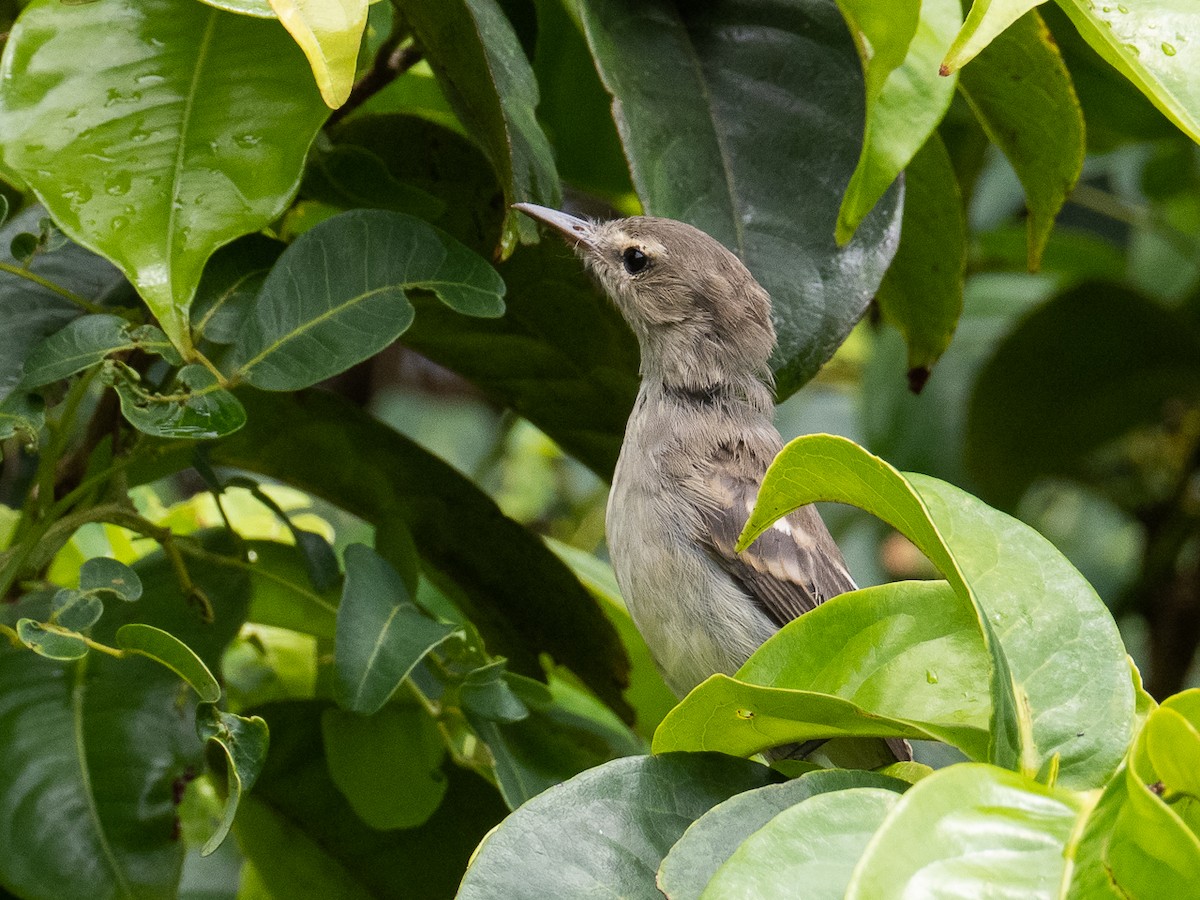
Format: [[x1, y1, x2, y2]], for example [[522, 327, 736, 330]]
[[269, 0, 368, 108]]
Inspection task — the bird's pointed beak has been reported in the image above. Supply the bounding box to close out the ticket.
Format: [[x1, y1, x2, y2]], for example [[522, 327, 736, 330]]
[[513, 203, 597, 250]]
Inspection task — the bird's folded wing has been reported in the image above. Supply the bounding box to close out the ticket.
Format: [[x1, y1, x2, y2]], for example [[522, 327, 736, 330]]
[[699, 473, 857, 629]]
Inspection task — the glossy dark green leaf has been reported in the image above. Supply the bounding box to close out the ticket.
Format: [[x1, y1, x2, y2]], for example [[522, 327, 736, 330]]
[[116, 623, 222, 702], [876, 133, 965, 383], [21, 315, 177, 388], [172, 388, 633, 720], [15, 618, 88, 660], [740, 435, 1133, 788], [653, 581, 991, 760], [235, 701, 509, 900], [0, 0, 330, 352], [967, 284, 1200, 508], [226, 210, 505, 391], [302, 144, 447, 221], [458, 753, 778, 899], [310, 114, 506, 257], [334, 543, 458, 715], [846, 763, 1085, 898], [0, 206, 125, 403], [404, 238, 639, 478], [0, 532, 249, 900], [707, 787, 900, 899], [659, 770, 909, 900], [835, 0, 959, 245], [79, 556, 142, 602], [196, 703, 269, 856], [957, 11, 1084, 270], [114, 363, 247, 440], [578, 0, 902, 397], [400, 0, 561, 251], [50, 590, 104, 632], [0, 391, 44, 445], [321, 705, 448, 830]]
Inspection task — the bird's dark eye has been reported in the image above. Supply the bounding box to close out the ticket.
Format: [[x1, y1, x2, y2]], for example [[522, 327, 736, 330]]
[[622, 247, 649, 275]]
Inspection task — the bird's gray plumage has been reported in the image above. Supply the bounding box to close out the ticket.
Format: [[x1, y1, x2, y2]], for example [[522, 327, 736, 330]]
[[514, 203, 908, 761]]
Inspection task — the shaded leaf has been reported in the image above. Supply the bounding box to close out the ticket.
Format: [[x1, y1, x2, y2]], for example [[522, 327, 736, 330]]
[[0, 392, 45, 445], [269, 0, 368, 108], [966, 284, 1200, 508], [957, 10, 1084, 269], [458, 753, 777, 899], [659, 769, 909, 900], [51, 590, 104, 632], [114, 364, 247, 440], [79, 556, 143, 602], [836, 0, 960, 244], [321, 705, 448, 830], [706, 787, 899, 900], [226, 209, 505, 391], [21, 315, 177, 389], [876, 133, 965, 381], [846, 763, 1085, 899], [401, 0, 561, 251], [653, 581, 991, 760], [116, 623, 222, 702], [190, 234, 285, 346], [302, 144, 447, 220], [196, 703, 269, 856], [578, 0, 902, 397], [460, 661, 530, 724], [0, 0, 329, 351], [740, 435, 1133, 788], [334, 543, 458, 715], [236, 700, 509, 900], [16, 618, 88, 660]]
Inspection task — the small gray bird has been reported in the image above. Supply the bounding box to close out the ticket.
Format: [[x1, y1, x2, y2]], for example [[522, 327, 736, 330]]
[[515, 203, 908, 763]]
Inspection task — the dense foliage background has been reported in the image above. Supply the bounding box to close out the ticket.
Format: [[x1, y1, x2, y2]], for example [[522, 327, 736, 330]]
[[0, 0, 1198, 897]]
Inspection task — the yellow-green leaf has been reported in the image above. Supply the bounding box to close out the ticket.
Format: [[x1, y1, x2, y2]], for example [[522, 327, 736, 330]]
[[268, 0, 368, 108]]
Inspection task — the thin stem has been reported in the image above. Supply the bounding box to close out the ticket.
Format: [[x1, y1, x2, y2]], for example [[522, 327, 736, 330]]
[[326, 34, 422, 129], [0, 622, 20, 647], [82, 636, 125, 659], [0, 261, 106, 313], [190, 348, 231, 388]]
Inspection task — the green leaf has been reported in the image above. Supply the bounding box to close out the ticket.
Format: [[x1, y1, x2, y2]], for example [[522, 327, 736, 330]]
[[51, 590, 104, 632], [704, 787, 900, 900], [948, 2, 1200, 144], [334, 543, 458, 715], [846, 763, 1086, 899], [16, 618, 88, 660], [578, 0, 902, 397], [653, 581, 991, 760], [79, 556, 143, 602], [21, 315, 176, 389], [875, 133, 965, 383], [191, 234, 285, 346], [0, 534, 249, 900], [966, 284, 1200, 508], [0, 392, 45, 445], [241, 540, 340, 640], [236, 701, 509, 899], [835, 0, 960, 244], [403, 237, 639, 478], [321, 705, 448, 830], [199, 0, 276, 15], [170, 388, 634, 721], [196, 703, 269, 856], [458, 753, 778, 899], [659, 770, 909, 900], [401, 0, 561, 252], [114, 363, 247, 440], [116, 623, 222, 702], [226, 209, 505, 391], [0, 206, 125, 403], [460, 661, 530, 724], [0, 0, 330, 352], [302, 144, 448, 220], [269, 0, 368, 108], [739, 435, 1133, 788], [957, 11, 1084, 269]]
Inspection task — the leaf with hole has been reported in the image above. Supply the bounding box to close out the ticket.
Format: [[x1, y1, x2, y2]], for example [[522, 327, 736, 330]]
[[115, 623, 221, 702], [113, 364, 246, 440], [0, 0, 330, 352], [196, 703, 269, 856], [15, 618, 88, 660], [226, 210, 505, 391], [50, 590, 104, 632]]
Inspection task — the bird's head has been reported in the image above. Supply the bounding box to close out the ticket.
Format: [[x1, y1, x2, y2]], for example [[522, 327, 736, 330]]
[[514, 203, 776, 392]]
